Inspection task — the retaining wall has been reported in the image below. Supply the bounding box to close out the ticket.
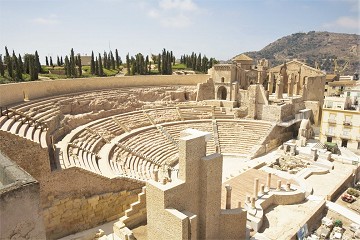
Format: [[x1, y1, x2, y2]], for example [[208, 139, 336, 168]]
[[0, 74, 208, 106]]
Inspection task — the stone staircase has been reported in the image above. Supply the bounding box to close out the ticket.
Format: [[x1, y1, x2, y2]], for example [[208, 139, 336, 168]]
[[113, 186, 147, 240]]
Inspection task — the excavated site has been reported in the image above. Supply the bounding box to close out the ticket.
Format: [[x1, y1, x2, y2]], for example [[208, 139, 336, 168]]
[[1, 60, 359, 240]]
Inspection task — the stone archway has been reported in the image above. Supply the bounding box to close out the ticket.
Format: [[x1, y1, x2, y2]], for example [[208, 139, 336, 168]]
[[217, 86, 227, 100]]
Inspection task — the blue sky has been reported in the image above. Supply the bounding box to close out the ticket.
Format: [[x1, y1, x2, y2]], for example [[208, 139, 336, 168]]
[[0, 0, 359, 62]]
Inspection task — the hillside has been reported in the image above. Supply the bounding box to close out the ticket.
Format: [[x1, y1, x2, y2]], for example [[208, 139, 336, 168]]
[[239, 31, 359, 74]]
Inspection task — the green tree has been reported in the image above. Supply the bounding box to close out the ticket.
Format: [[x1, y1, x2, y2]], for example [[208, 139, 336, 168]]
[[115, 49, 120, 68], [126, 53, 130, 75], [103, 52, 108, 69], [77, 54, 82, 77], [90, 51, 95, 75], [157, 53, 161, 73], [98, 54, 103, 76], [18, 54, 24, 74], [95, 57, 99, 76], [49, 56, 53, 67], [35, 51, 41, 73], [70, 48, 76, 77], [45, 56, 49, 66], [64, 56, 70, 77], [110, 51, 115, 70]]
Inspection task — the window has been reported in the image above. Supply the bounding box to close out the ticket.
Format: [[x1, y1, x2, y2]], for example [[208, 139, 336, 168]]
[[341, 139, 348, 147], [327, 136, 332, 142]]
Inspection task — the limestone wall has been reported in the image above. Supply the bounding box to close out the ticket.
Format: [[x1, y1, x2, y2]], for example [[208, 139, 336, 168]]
[[326, 170, 355, 201], [0, 131, 144, 239], [304, 101, 321, 125], [196, 78, 215, 101], [0, 151, 46, 240], [0, 74, 208, 106], [43, 189, 140, 239]]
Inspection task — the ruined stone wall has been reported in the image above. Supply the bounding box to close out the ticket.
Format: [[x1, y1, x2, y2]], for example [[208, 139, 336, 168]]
[[196, 78, 215, 101], [303, 76, 326, 104], [304, 101, 321, 125], [291, 96, 306, 114], [0, 131, 144, 239], [0, 151, 46, 240], [0, 74, 208, 106], [43, 189, 140, 239]]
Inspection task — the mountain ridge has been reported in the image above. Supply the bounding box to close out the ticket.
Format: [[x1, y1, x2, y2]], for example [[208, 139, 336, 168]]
[[237, 31, 359, 74]]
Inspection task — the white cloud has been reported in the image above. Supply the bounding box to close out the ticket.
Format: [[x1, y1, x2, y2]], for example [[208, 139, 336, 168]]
[[159, 0, 197, 11], [147, 0, 199, 28], [32, 15, 59, 25], [334, 16, 359, 29], [324, 16, 360, 30]]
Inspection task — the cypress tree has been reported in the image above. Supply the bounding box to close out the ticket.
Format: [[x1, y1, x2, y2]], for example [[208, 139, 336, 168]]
[[24, 54, 30, 74], [110, 51, 115, 70], [95, 57, 99, 76], [13, 53, 22, 81], [126, 53, 130, 75], [60, 56, 63, 65], [18, 54, 24, 74], [35, 51, 41, 73], [115, 49, 120, 69], [64, 56, 70, 77], [70, 48, 76, 77], [98, 54, 103, 76], [103, 52, 108, 69], [77, 54, 82, 77], [145, 56, 149, 74], [90, 51, 95, 75], [29, 55, 35, 80], [45, 56, 49, 66], [57, 56, 60, 66], [157, 53, 161, 73], [49, 56, 53, 67], [0, 55, 4, 76]]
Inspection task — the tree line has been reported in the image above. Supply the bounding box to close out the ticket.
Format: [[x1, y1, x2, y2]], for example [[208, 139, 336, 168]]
[[1, 46, 217, 82], [180, 52, 217, 73], [0, 47, 41, 81]]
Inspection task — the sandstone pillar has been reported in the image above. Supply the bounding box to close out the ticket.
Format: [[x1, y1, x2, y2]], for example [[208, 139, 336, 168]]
[[225, 184, 232, 209], [275, 76, 284, 100], [266, 173, 271, 192], [153, 169, 159, 182], [260, 184, 265, 195], [276, 180, 282, 191], [251, 197, 256, 209], [286, 182, 291, 191]]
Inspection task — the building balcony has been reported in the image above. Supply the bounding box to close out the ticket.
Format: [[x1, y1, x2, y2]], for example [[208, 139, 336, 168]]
[[343, 121, 352, 126], [328, 119, 337, 124]]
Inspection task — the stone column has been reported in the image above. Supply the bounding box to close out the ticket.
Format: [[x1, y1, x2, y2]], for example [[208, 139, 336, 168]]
[[276, 180, 282, 191], [286, 182, 291, 191], [246, 195, 251, 204], [266, 173, 272, 192], [290, 144, 296, 156], [251, 197, 256, 209], [260, 184, 265, 195], [238, 202, 241, 208], [253, 178, 259, 199], [311, 148, 317, 161], [275, 76, 284, 100], [153, 169, 159, 182], [225, 184, 232, 209], [268, 72, 274, 93]]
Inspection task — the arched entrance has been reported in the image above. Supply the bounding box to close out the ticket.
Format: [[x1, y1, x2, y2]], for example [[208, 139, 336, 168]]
[[217, 86, 227, 100]]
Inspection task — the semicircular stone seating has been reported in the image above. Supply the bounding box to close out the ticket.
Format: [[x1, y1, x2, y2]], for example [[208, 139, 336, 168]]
[[1, 87, 274, 182]]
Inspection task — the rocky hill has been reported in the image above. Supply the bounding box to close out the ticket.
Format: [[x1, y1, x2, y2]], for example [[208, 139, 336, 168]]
[[239, 31, 359, 74]]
